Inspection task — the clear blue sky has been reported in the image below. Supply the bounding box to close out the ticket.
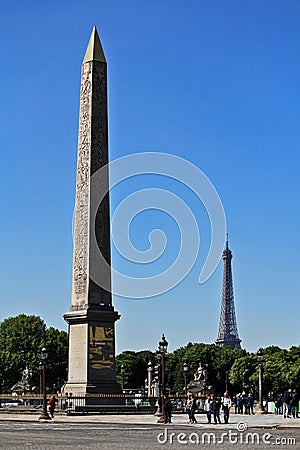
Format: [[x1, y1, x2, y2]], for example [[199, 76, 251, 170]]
[[1, 0, 299, 355]]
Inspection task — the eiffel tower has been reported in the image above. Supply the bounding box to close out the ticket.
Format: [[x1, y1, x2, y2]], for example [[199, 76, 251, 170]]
[[215, 235, 241, 349]]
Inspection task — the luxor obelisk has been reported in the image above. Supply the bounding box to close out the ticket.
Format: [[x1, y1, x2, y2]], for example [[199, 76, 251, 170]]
[[64, 27, 121, 394]]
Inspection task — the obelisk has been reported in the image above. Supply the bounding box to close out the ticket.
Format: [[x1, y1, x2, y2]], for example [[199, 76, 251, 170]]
[[64, 27, 121, 394]]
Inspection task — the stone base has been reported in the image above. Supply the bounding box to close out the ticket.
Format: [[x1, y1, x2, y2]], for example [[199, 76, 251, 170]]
[[64, 307, 121, 395], [63, 381, 122, 396], [187, 381, 208, 396]]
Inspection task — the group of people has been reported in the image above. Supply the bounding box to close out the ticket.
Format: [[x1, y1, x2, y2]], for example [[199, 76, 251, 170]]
[[231, 392, 255, 414], [164, 392, 241, 424], [185, 392, 233, 424], [203, 392, 231, 424], [275, 389, 299, 418]]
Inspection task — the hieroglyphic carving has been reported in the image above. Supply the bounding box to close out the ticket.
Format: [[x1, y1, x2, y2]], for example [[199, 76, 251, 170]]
[[89, 325, 114, 374], [72, 62, 93, 306], [72, 60, 112, 308]]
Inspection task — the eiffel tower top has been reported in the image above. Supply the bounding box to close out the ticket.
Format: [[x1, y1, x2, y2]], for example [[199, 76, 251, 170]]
[[223, 233, 232, 259], [83, 26, 106, 64]]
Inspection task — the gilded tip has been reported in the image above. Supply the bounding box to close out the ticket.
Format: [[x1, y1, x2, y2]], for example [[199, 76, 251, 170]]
[[82, 26, 106, 64]]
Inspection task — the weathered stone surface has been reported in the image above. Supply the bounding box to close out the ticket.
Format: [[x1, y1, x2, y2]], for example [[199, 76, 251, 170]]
[[64, 27, 120, 395]]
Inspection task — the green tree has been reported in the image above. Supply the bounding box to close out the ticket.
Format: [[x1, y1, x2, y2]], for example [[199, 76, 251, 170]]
[[0, 314, 68, 393], [116, 350, 156, 389], [45, 327, 68, 392], [229, 354, 257, 394]]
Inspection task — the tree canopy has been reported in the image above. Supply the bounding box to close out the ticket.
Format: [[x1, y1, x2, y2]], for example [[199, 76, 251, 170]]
[[0, 314, 68, 393], [116, 343, 300, 398], [1, 314, 299, 400]]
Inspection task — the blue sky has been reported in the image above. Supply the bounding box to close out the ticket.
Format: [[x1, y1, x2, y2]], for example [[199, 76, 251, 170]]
[[1, 0, 299, 355]]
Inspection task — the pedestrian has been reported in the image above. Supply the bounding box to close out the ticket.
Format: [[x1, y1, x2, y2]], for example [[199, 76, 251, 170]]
[[190, 396, 198, 424], [232, 395, 237, 414], [236, 394, 243, 414], [291, 389, 299, 419], [246, 393, 254, 415], [48, 395, 56, 418], [282, 389, 292, 418], [204, 394, 212, 423], [221, 392, 231, 424], [163, 394, 172, 424], [210, 395, 221, 424], [274, 394, 282, 415], [185, 394, 193, 424]]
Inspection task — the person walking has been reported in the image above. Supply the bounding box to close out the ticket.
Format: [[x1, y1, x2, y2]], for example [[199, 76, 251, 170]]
[[48, 395, 56, 418], [274, 394, 282, 415], [210, 395, 221, 424], [190, 396, 198, 424], [204, 394, 212, 424], [163, 395, 172, 424], [291, 389, 299, 419], [236, 394, 243, 414], [222, 392, 231, 424], [282, 389, 292, 418], [185, 394, 193, 424], [246, 393, 254, 415]]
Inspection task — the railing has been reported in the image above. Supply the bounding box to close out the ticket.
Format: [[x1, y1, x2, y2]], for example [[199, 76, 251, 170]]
[[0, 393, 206, 415], [63, 394, 205, 415]]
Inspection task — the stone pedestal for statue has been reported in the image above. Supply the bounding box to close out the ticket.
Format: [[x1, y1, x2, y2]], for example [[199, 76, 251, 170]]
[[187, 363, 210, 397]]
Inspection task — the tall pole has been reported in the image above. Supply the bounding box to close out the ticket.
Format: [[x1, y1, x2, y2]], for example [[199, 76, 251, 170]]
[[39, 362, 43, 396], [156, 334, 168, 423], [147, 362, 153, 397], [121, 364, 125, 391], [161, 353, 165, 416], [183, 362, 188, 397], [39, 348, 51, 420], [258, 363, 263, 410], [257, 350, 265, 414]]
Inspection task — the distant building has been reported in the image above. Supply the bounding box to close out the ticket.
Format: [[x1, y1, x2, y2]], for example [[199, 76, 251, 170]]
[[215, 236, 241, 349]]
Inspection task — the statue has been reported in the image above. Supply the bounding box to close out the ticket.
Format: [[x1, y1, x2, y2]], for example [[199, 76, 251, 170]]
[[187, 362, 212, 400], [11, 366, 37, 395], [194, 363, 208, 382], [21, 367, 31, 383]]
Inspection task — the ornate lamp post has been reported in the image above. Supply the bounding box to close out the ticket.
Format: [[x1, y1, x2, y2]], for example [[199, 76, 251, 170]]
[[120, 364, 125, 391], [39, 361, 43, 395], [147, 361, 153, 396], [39, 347, 51, 420], [183, 362, 188, 396], [157, 334, 168, 423], [257, 350, 265, 414]]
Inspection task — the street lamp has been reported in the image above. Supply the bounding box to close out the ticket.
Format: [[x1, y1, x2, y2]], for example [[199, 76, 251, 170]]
[[121, 364, 125, 391], [147, 362, 153, 397], [157, 334, 168, 423], [39, 347, 51, 420], [257, 350, 265, 414], [39, 361, 43, 395], [183, 362, 188, 396]]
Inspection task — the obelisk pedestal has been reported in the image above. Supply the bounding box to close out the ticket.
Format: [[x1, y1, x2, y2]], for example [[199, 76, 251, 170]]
[[64, 27, 121, 395]]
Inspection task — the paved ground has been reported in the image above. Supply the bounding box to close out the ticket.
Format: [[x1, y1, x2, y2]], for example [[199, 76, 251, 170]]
[[1, 411, 300, 428], [0, 413, 299, 449]]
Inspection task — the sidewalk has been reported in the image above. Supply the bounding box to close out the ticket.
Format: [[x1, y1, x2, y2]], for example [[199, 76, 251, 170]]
[[0, 412, 300, 429]]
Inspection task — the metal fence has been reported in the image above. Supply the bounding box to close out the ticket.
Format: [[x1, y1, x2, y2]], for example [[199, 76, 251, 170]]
[[0, 393, 206, 415]]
